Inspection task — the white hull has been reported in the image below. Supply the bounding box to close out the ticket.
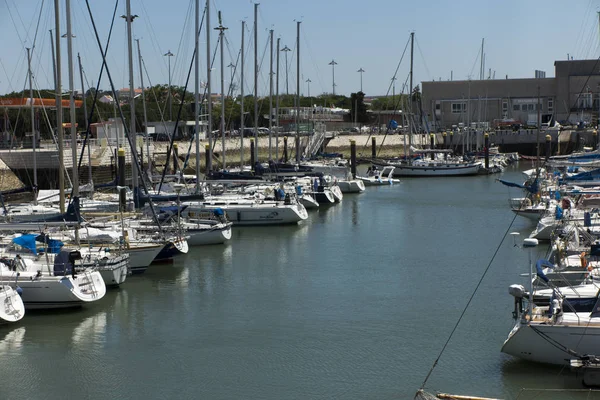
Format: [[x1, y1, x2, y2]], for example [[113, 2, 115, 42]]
[[337, 180, 365, 193], [0, 270, 106, 310], [127, 244, 164, 273], [183, 203, 308, 226], [502, 317, 600, 365], [356, 176, 400, 186], [0, 286, 24, 323], [512, 208, 546, 221], [381, 162, 481, 177], [186, 224, 232, 246], [299, 194, 319, 209]]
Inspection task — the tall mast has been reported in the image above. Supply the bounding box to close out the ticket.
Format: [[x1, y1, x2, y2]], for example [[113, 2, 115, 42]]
[[408, 31, 414, 163], [65, 0, 78, 205], [295, 20, 300, 163], [194, 0, 200, 190], [480, 38, 484, 80], [240, 20, 245, 169], [77, 53, 92, 190], [253, 3, 259, 162], [206, 0, 212, 174], [268, 29, 273, 160], [136, 39, 151, 183], [125, 0, 138, 204], [275, 37, 280, 161], [26, 47, 38, 201], [215, 12, 227, 170], [53, 0, 65, 213]]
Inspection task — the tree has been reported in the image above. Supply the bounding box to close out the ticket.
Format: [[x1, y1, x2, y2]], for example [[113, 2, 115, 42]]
[[349, 91, 369, 124]]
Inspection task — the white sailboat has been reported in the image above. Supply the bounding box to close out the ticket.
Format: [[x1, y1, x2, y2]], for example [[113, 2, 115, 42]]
[[0, 285, 25, 323], [356, 166, 400, 186]]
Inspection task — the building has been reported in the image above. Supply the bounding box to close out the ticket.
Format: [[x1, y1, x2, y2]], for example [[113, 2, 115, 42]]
[[422, 59, 600, 131]]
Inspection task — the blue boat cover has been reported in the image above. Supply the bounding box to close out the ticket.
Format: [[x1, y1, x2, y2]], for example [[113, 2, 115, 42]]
[[535, 259, 554, 283]]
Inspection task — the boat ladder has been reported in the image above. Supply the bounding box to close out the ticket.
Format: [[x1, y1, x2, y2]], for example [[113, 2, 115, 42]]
[[78, 272, 99, 298], [3, 290, 21, 319]]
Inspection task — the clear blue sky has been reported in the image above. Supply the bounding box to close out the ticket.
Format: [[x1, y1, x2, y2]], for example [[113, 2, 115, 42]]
[[0, 0, 599, 100]]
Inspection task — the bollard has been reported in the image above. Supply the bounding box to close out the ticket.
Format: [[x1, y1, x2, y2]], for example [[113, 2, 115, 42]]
[[118, 148, 126, 212], [350, 139, 357, 179], [173, 143, 179, 174], [545, 134, 552, 160], [250, 139, 255, 171], [484, 133, 489, 169], [371, 137, 376, 159], [430, 134, 435, 160], [283, 136, 288, 163]]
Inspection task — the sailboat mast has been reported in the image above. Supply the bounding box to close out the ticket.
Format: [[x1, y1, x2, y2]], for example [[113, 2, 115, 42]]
[[253, 3, 258, 162], [53, 0, 65, 213], [268, 29, 273, 160], [295, 21, 300, 163], [216, 12, 227, 170], [136, 39, 151, 183], [408, 31, 414, 164], [240, 20, 245, 169], [77, 53, 92, 189], [125, 0, 138, 203], [26, 48, 38, 198], [65, 0, 79, 203], [194, 0, 200, 190], [275, 37, 280, 160], [206, 0, 212, 174]]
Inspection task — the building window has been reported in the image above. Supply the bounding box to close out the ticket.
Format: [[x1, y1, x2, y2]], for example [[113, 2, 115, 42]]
[[513, 104, 520, 111], [548, 99, 553, 113], [435, 103, 441, 110], [521, 104, 528, 111], [451, 102, 466, 114], [528, 104, 535, 111], [502, 101, 508, 112]]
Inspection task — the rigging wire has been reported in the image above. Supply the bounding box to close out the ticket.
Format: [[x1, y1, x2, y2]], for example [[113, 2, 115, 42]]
[[414, 37, 432, 82], [417, 211, 519, 394]]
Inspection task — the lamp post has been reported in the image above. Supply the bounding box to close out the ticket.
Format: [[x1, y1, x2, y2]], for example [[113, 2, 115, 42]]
[[329, 59, 337, 95], [391, 76, 397, 98], [281, 45, 291, 96], [357, 68, 365, 92], [306, 78, 311, 99], [164, 50, 174, 121]]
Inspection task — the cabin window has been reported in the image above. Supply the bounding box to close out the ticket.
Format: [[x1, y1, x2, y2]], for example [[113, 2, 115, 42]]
[[451, 102, 466, 114]]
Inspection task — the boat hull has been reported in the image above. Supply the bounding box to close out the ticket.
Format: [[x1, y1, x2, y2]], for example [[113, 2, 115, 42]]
[[184, 204, 308, 226], [0, 286, 24, 323], [376, 162, 481, 177], [186, 224, 232, 246], [501, 319, 600, 365], [337, 180, 365, 193]]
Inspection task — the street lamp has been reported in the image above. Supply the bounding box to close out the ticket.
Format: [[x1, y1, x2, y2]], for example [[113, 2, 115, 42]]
[[164, 50, 174, 121], [281, 45, 291, 96], [391, 76, 397, 98], [329, 59, 338, 95], [357, 68, 365, 92], [306, 78, 311, 99]]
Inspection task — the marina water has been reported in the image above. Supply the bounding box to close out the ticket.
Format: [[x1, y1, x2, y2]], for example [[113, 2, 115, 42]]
[[0, 163, 594, 399]]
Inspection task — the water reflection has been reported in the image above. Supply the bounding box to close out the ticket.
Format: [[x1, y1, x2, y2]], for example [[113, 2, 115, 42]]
[[0, 326, 25, 353]]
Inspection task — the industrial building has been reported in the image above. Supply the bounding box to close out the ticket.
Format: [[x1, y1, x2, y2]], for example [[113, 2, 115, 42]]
[[421, 59, 600, 131]]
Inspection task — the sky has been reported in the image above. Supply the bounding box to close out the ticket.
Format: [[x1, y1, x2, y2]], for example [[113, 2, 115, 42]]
[[0, 0, 599, 101]]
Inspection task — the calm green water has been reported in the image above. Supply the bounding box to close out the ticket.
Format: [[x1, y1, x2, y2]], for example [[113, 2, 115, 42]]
[[0, 163, 597, 400]]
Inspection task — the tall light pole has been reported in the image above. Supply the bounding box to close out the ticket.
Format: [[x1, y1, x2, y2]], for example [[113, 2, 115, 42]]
[[306, 78, 311, 99], [329, 59, 337, 95], [164, 50, 174, 121], [357, 68, 365, 92], [391, 76, 397, 98], [281, 45, 291, 96]]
